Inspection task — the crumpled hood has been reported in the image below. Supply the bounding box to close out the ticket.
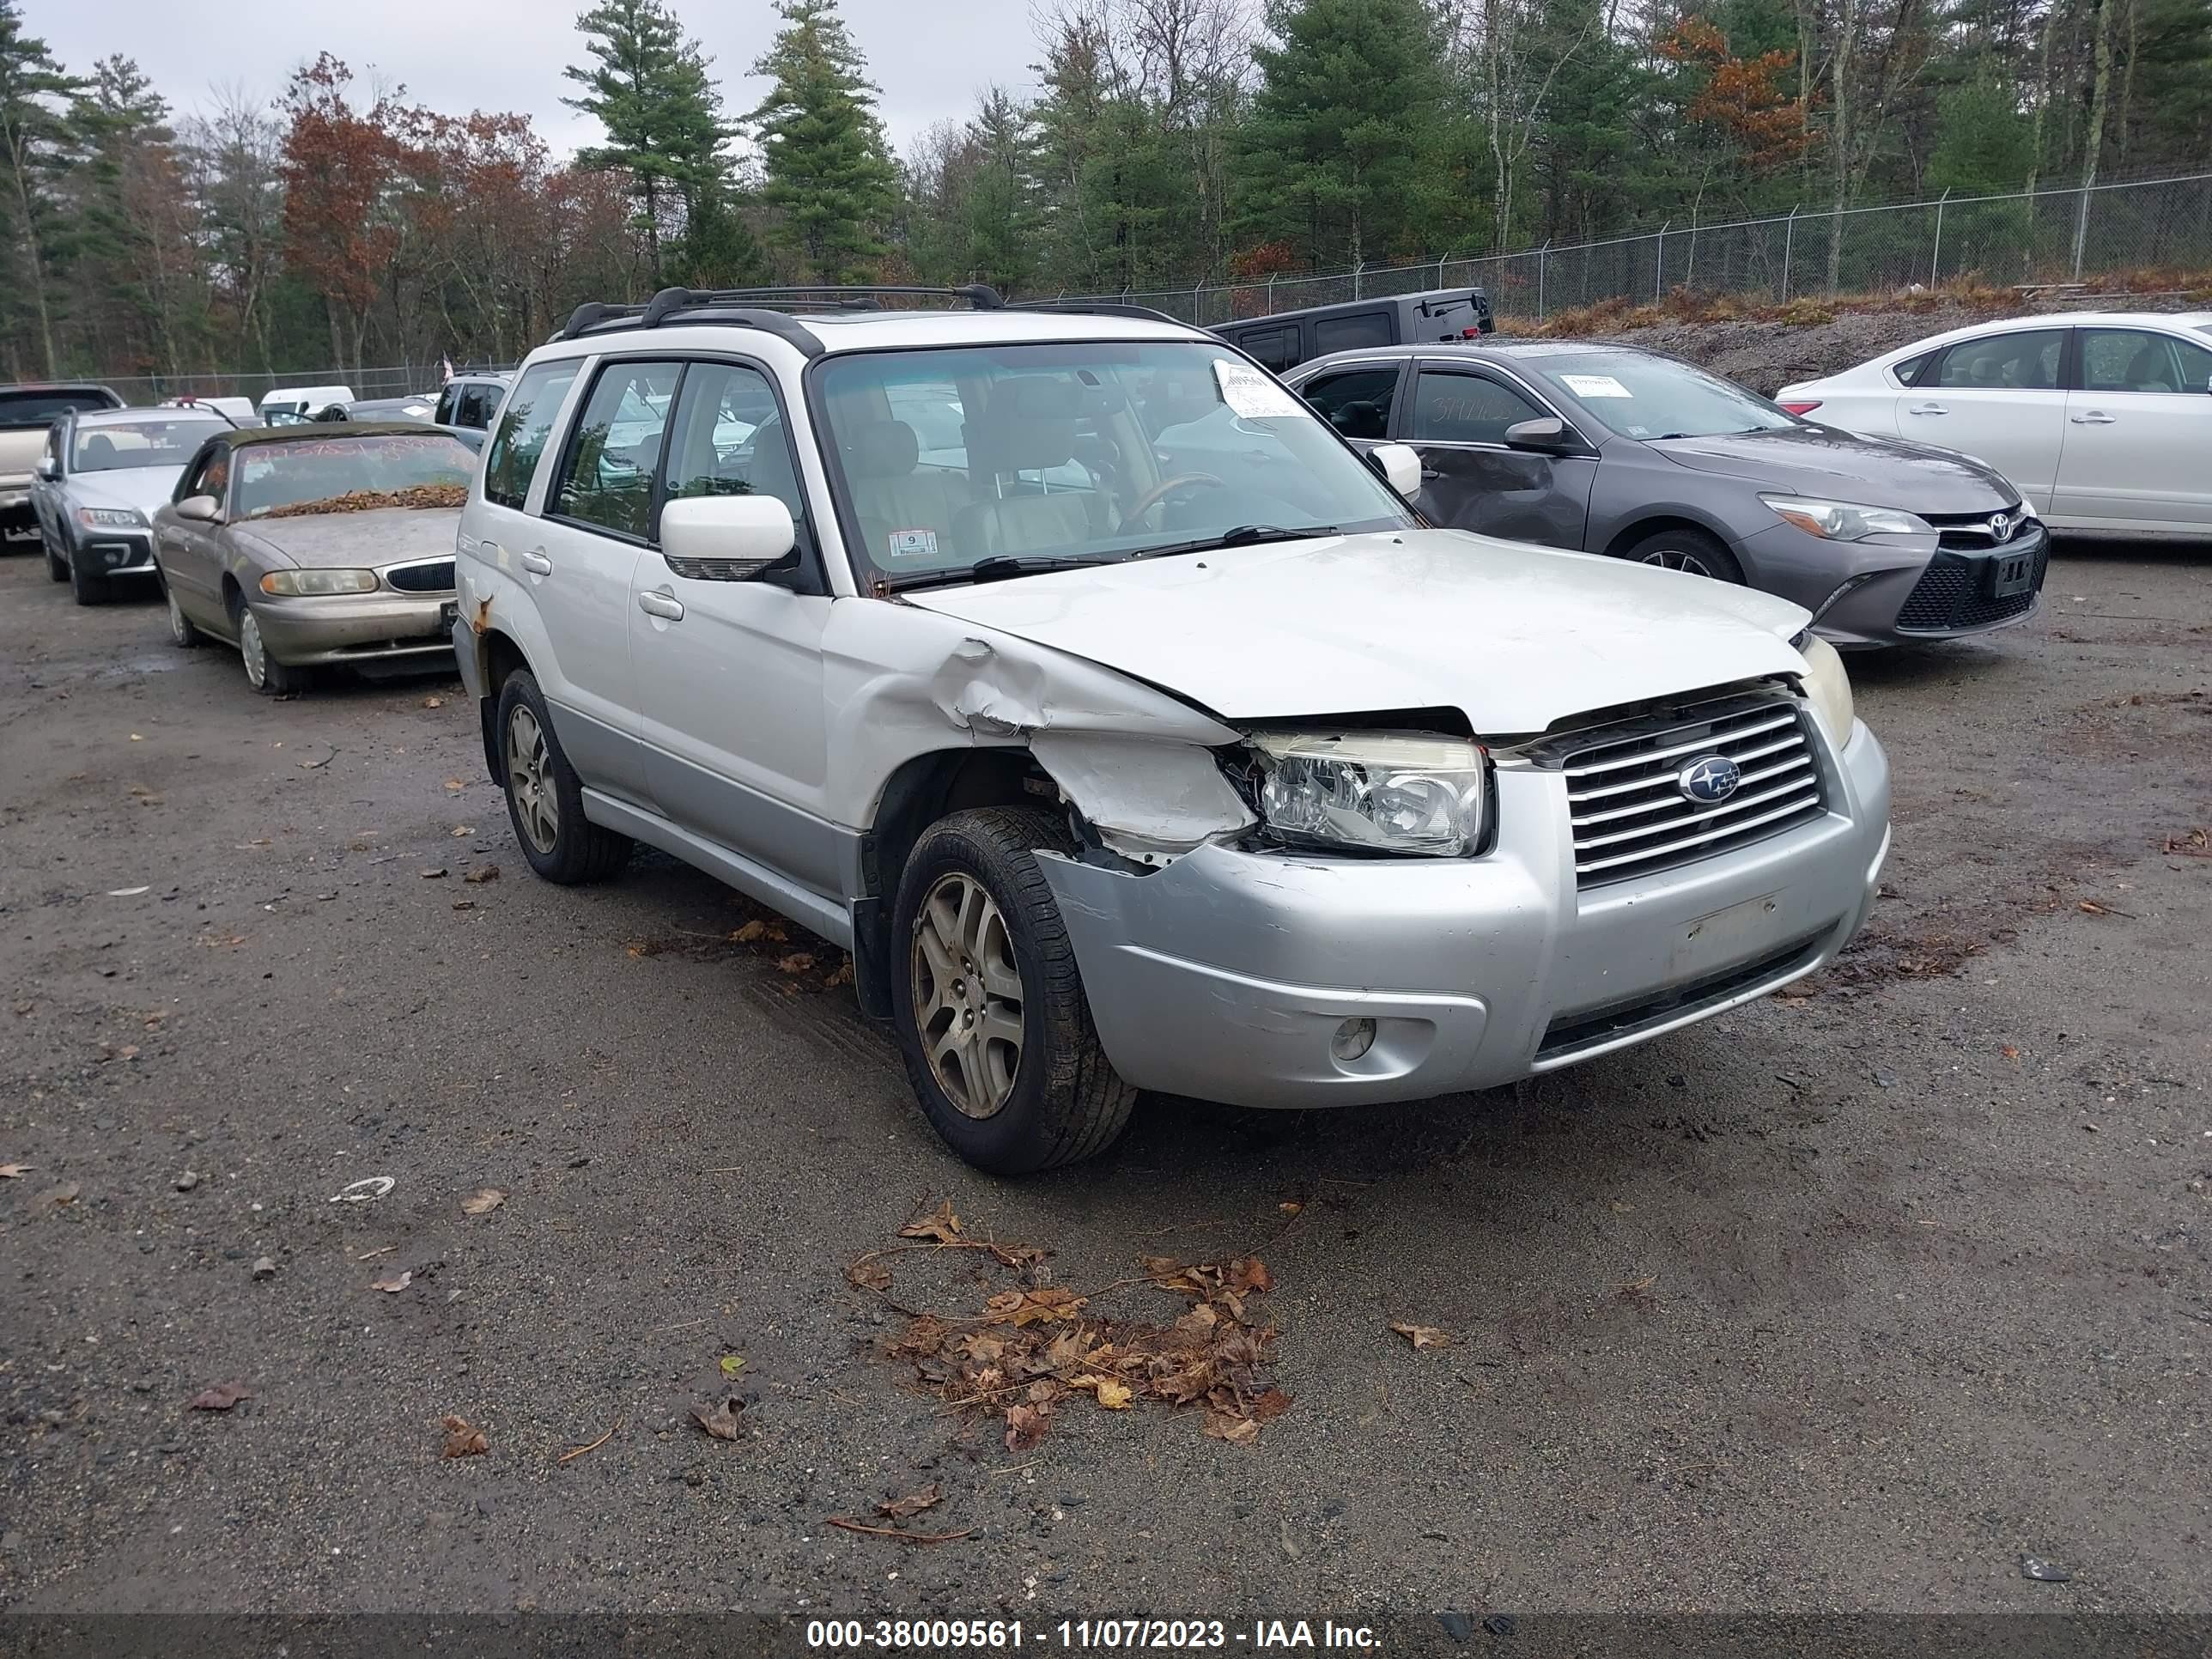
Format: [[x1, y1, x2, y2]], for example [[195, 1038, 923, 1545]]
[[233, 506, 461, 570], [1650, 425, 2015, 513], [73, 466, 185, 518], [900, 528, 1812, 734]]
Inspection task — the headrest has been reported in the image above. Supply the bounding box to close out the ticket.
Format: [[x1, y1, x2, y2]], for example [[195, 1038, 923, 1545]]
[[976, 379, 1078, 473], [848, 419, 920, 479], [82, 434, 118, 460]]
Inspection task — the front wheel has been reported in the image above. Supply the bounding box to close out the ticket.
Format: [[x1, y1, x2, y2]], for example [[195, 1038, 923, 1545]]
[[495, 669, 631, 884], [1620, 526, 1745, 583], [163, 576, 204, 647], [46, 541, 67, 582], [890, 807, 1136, 1174], [236, 605, 302, 696], [67, 550, 111, 606]]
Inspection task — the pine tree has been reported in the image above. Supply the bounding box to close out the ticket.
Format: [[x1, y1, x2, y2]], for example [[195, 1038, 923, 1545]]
[[750, 0, 898, 283], [563, 0, 733, 286], [0, 0, 82, 375], [1237, 0, 1455, 270], [964, 88, 1041, 295]]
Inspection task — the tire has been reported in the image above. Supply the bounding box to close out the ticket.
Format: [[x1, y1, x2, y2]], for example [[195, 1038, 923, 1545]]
[[495, 669, 631, 884], [890, 806, 1137, 1175], [161, 574, 204, 647], [46, 544, 67, 583], [234, 601, 303, 696], [1620, 526, 1745, 583], [67, 548, 111, 607]]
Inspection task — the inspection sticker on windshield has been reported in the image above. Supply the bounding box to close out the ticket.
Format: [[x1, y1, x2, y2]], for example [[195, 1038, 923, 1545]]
[[886, 527, 939, 561], [1560, 374, 1633, 398], [1213, 359, 1304, 418]]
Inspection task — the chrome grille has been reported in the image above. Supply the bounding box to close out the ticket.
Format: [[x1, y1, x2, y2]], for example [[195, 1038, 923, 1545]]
[[1555, 693, 1826, 886], [384, 558, 455, 593]]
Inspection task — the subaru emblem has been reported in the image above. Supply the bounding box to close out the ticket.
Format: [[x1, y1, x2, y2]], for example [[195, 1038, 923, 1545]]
[[1988, 512, 2013, 543], [1678, 755, 1742, 805]]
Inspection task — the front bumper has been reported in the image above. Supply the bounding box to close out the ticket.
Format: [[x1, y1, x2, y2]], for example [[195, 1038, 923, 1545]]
[[251, 592, 457, 667], [1735, 520, 2048, 647], [1037, 718, 1890, 1109], [75, 529, 158, 576]]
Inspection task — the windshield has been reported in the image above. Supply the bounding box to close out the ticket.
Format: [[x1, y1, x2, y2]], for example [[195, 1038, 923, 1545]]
[[1526, 351, 1796, 440], [814, 341, 1412, 585], [233, 434, 477, 518], [73, 418, 226, 472], [1, 389, 114, 425]]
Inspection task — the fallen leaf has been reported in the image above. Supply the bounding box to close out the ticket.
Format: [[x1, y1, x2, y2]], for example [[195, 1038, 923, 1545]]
[[1202, 1411, 1260, 1444], [422, 696, 445, 708], [2002, 1045, 2021, 1060], [419, 867, 449, 880], [776, 951, 816, 974], [983, 1286, 1087, 1326], [452, 899, 476, 912], [846, 1257, 893, 1292], [719, 1353, 747, 1379], [898, 1198, 963, 1244], [188, 1382, 252, 1412], [372, 1270, 413, 1293], [1248, 1387, 1294, 1423], [875, 1483, 943, 1520], [0, 1162, 31, 1178], [1225, 1256, 1273, 1295], [1093, 1376, 1133, 1410], [1620, 1273, 1657, 1297], [2079, 900, 2109, 915], [731, 919, 768, 943], [460, 1188, 505, 1216], [1003, 1402, 1052, 1452], [1278, 1200, 1303, 1217], [440, 1413, 488, 1458], [823, 958, 854, 988], [443, 777, 466, 793], [692, 1397, 744, 1441], [1610, 1200, 1635, 1214], [464, 865, 500, 885], [101, 1043, 139, 1063], [451, 825, 473, 838], [1391, 1322, 1450, 1351], [40, 1182, 81, 1208]]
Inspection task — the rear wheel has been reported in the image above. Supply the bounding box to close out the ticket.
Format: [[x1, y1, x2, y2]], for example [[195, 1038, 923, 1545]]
[[496, 669, 631, 884], [162, 576, 204, 647], [1621, 526, 1744, 583], [235, 604, 302, 696], [890, 806, 1136, 1174]]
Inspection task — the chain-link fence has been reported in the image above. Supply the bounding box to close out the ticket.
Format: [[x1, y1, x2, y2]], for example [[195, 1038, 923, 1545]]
[[1068, 171, 2212, 327], [96, 362, 514, 409]]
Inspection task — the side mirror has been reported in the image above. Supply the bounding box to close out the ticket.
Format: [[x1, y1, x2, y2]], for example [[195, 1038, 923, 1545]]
[[1367, 442, 1423, 499], [174, 495, 221, 523], [1504, 416, 1576, 453], [660, 493, 797, 580], [35, 461, 59, 482]]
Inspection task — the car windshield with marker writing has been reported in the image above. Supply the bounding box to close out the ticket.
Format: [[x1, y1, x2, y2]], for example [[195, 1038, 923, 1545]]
[[1525, 351, 1800, 441], [814, 341, 1411, 590]]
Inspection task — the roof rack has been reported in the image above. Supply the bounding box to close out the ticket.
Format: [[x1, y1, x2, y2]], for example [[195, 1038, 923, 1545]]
[[1008, 299, 1190, 326], [556, 284, 1006, 352]]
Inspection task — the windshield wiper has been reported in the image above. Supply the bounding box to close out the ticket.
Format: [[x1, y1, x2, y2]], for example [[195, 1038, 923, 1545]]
[[1130, 523, 1340, 561], [879, 554, 1116, 593]]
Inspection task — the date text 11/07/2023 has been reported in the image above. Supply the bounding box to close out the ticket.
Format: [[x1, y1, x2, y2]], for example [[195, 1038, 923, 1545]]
[[804, 1619, 1382, 1650]]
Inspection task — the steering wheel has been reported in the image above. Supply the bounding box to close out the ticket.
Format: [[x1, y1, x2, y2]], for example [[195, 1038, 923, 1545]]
[[1116, 472, 1225, 532]]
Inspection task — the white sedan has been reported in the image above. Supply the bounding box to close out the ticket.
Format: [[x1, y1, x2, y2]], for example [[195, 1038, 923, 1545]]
[[1778, 311, 2212, 538]]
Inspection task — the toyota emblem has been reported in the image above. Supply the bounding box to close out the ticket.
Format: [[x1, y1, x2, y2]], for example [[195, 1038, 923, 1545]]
[[1988, 512, 2014, 543]]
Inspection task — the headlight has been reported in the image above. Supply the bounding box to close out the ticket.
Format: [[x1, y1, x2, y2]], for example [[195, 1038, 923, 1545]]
[[1792, 630, 1856, 747], [1250, 732, 1488, 857], [1762, 495, 1930, 541], [259, 568, 378, 596], [76, 506, 144, 528]]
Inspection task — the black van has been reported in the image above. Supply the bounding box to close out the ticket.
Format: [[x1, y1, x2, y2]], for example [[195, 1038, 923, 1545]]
[[1212, 289, 1494, 374]]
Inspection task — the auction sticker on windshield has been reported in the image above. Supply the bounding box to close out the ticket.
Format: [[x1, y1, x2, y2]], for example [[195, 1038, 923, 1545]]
[[1213, 359, 1305, 419], [1560, 374, 1633, 398], [886, 528, 939, 561]]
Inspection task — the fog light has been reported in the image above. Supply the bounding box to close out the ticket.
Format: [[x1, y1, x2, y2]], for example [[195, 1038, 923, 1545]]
[[1331, 1018, 1376, 1062], [102, 547, 125, 568]]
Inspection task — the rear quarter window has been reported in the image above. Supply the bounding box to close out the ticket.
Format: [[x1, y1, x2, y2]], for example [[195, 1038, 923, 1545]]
[[483, 362, 582, 511]]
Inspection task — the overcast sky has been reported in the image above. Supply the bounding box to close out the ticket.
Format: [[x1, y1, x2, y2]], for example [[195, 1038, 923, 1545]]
[[29, 0, 1043, 156]]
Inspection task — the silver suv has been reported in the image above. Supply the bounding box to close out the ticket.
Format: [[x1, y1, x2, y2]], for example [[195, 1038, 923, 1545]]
[[452, 287, 1891, 1173]]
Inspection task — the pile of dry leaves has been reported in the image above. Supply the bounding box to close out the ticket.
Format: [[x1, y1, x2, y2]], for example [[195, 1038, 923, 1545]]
[[263, 484, 467, 519], [851, 1201, 1291, 1449]]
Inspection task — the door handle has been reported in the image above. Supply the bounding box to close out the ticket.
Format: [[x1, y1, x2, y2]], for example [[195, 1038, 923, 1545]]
[[2069, 410, 2117, 425], [637, 590, 684, 622], [1906, 403, 1948, 416], [519, 550, 553, 575], [1419, 466, 1443, 480]]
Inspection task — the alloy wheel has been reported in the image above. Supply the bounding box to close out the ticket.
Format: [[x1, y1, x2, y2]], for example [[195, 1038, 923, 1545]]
[[1639, 547, 1716, 577], [167, 586, 190, 645], [505, 703, 559, 855], [910, 872, 1024, 1120]]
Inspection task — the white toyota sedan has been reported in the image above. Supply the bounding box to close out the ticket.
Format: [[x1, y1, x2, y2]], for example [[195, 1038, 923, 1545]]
[[1778, 312, 2212, 538]]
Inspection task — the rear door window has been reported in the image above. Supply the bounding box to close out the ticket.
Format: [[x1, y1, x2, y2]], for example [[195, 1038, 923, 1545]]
[[1933, 330, 2065, 391], [1298, 365, 1401, 440], [550, 360, 682, 539], [483, 361, 582, 511]]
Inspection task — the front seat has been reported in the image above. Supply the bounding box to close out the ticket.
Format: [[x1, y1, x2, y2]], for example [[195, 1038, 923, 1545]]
[[842, 418, 963, 564], [954, 380, 1098, 558], [78, 434, 118, 469]]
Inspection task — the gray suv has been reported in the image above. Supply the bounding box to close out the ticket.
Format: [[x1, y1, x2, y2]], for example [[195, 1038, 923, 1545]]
[[1285, 342, 2049, 647]]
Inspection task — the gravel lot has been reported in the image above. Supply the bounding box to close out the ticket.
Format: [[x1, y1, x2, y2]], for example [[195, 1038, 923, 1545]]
[[1, 544, 2207, 1626]]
